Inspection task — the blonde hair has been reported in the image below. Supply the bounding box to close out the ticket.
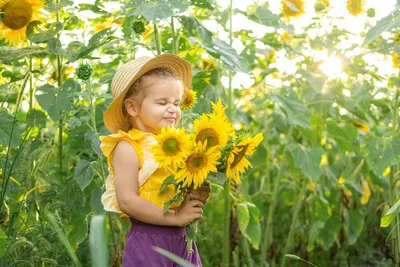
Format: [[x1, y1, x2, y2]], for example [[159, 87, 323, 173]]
[[122, 67, 182, 131]]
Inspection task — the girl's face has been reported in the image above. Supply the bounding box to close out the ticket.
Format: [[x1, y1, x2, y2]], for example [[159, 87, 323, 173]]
[[126, 75, 184, 134]]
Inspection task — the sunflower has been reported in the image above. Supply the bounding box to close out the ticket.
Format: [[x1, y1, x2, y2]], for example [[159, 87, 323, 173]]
[[209, 98, 234, 134], [346, 0, 364, 16], [226, 133, 264, 183], [194, 113, 232, 150], [180, 89, 197, 110], [152, 127, 191, 170], [0, 0, 45, 45], [281, 0, 305, 18], [175, 141, 220, 189], [392, 53, 400, 68]]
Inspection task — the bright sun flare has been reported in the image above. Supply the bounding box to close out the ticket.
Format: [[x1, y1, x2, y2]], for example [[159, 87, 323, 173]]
[[319, 57, 343, 78]]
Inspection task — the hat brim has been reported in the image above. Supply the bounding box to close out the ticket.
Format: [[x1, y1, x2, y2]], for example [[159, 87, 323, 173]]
[[104, 54, 192, 133]]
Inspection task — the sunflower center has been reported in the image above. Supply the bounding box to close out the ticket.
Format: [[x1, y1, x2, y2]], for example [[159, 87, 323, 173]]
[[196, 128, 219, 149], [162, 138, 179, 155], [3, 0, 33, 30], [231, 145, 249, 168], [187, 154, 206, 172]]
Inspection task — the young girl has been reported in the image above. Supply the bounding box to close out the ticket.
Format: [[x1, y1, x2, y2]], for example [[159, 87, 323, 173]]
[[100, 54, 210, 266]]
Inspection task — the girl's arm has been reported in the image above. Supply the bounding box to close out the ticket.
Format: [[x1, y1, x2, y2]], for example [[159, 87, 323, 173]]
[[113, 140, 203, 227]]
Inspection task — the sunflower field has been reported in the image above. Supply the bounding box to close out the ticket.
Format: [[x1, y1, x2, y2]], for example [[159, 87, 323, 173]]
[[1, 0, 400, 266]]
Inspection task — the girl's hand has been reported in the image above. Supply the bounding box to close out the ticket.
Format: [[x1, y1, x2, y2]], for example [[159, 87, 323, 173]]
[[187, 182, 211, 204], [174, 195, 203, 227]]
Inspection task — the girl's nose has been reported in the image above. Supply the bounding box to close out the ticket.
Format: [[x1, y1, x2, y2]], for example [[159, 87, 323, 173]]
[[167, 104, 177, 113]]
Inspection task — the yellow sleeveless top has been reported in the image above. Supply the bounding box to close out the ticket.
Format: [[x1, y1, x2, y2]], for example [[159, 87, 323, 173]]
[[100, 129, 181, 219]]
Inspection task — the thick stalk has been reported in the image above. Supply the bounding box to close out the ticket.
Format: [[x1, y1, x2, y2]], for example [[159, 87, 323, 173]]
[[223, 1, 234, 266], [55, 0, 64, 180], [263, 127, 293, 260], [171, 16, 177, 54], [280, 179, 307, 267], [0, 74, 30, 208], [153, 23, 162, 55], [390, 86, 400, 262], [28, 57, 34, 110]]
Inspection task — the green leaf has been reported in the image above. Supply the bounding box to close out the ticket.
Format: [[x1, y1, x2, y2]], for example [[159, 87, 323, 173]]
[[74, 159, 95, 191], [307, 221, 325, 251], [381, 198, 400, 227], [90, 215, 108, 267], [285, 254, 301, 260], [326, 120, 358, 152], [204, 38, 251, 73], [272, 94, 311, 129], [27, 109, 47, 128], [253, 6, 281, 27], [159, 175, 175, 194], [319, 215, 341, 249], [85, 131, 103, 157], [345, 209, 364, 245], [298, 70, 325, 92], [363, 10, 400, 46], [289, 145, 323, 181], [67, 213, 88, 249], [79, 4, 108, 14], [364, 136, 400, 176], [47, 0, 73, 12], [0, 228, 7, 258], [207, 172, 227, 185], [27, 22, 63, 43], [134, 1, 174, 22], [153, 247, 196, 267], [47, 38, 62, 55], [190, 0, 214, 10], [243, 202, 261, 249], [237, 203, 250, 234], [91, 187, 105, 214], [0, 109, 20, 148], [0, 46, 47, 61], [179, 16, 213, 45]]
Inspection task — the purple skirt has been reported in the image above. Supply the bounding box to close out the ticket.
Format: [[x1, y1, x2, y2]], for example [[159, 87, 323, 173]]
[[122, 218, 202, 267]]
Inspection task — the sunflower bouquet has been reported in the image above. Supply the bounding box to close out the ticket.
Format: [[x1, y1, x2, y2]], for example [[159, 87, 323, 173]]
[[153, 99, 263, 252]]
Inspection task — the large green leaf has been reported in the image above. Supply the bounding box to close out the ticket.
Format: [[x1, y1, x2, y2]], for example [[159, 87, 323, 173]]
[[242, 202, 261, 249], [237, 203, 250, 234], [90, 215, 108, 267], [319, 214, 341, 249], [0, 109, 20, 148], [289, 145, 323, 181], [35, 80, 80, 121], [251, 6, 281, 27], [344, 209, 364, 245], [0, 46, 47, 62], [298, 70, 325, 92], [203, 38, 251, 73], [134, 1, 174, 22], [180, 16, 213, 45], [27, 22, 63, 43], [27, 109, 47, 128], [363, 10, 400, 46], [67, 213, 88, 250], [326, 120, 358, 152], [0, 228, 6, 258], [74, 159, 95, 191], [272, 94, 311, 129], [364, 136, 400, 176], [381, 198, 400, 227]]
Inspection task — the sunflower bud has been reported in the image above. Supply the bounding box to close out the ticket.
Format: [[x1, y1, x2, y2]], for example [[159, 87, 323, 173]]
[[132, 18, 147, 35], [76, 64, 92, 81], [367, 8, 375, 18]]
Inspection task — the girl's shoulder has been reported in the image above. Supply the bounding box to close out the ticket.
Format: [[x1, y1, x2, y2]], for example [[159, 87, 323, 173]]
[[100, 129, 150, 157]]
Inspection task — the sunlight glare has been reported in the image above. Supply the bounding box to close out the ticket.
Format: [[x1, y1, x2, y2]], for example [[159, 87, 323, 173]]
[[319, 57, 343, 79]]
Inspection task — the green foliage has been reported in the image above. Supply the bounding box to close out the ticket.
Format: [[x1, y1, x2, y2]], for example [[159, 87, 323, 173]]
[[0, 0, 398, 266]]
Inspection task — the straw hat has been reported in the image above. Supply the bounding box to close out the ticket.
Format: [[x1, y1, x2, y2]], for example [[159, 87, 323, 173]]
[[104, 53, 192, 133]]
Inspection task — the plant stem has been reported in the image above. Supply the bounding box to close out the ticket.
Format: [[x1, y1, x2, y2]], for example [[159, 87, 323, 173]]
[[153, 23, 162, 55], [263, 126, 293, 261], [281, 179, 307, 267], [223, 1, 234, 266], [390, 85, 400, 262], [55, 0, 64, 180], [28, 57, 34, 110], [0, 73, 30, 208], [171, 16, 177, 54]]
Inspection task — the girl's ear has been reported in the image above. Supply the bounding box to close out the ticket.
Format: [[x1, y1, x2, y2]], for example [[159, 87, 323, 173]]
[[124, 98, 139, 117]]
